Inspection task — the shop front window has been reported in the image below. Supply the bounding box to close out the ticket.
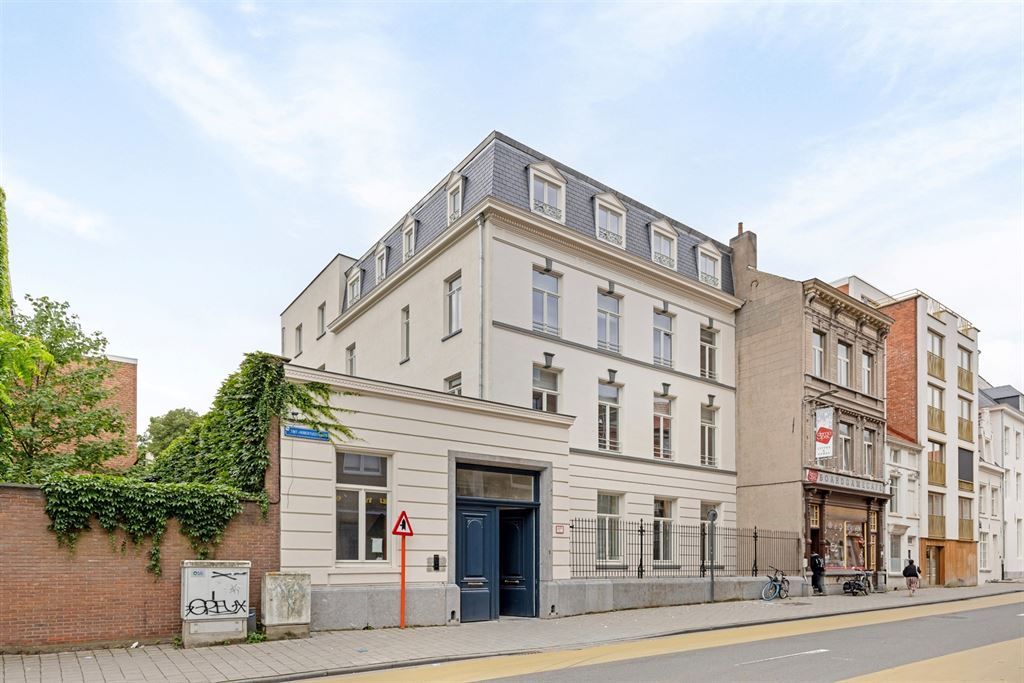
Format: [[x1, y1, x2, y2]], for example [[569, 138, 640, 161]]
[[823, 511, 868, 569]]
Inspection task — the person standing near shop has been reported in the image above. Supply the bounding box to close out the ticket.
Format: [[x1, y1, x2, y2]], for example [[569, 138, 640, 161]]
[[902, 559, 921, 596], [811, 552, 826, 595]]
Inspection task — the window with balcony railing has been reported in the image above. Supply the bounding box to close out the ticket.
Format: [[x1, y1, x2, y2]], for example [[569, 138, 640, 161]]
[[928, 515, 945, 537], [927, 351, 945, 380], [958, 418, 973, 442], [928, 406, 945, 433], [928, 441, 945, 486]]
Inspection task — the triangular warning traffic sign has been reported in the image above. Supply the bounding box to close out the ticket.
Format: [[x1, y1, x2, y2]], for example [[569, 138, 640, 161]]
[[391, 510, 414, 536]]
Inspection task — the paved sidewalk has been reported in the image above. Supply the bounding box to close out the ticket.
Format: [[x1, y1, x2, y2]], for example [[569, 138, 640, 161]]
[[3, 583, 1021, 683]]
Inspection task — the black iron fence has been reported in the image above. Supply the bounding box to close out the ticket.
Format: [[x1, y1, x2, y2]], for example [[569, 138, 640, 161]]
[[569, 518, 802, 579]]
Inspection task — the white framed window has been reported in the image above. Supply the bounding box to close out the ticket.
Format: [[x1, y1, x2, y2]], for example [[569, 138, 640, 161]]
[[528, 162, 566, 223], [700, 405, 717, 467], [838, 422, 853, 471], [336, 452, 389, 562], [653, 311, 673, 367], [863, 428, 875, 476], [402, 219, 416, 262], [992, 487, 1000, 518], [598, 382, 621, 452], [375, 244, 387, 284], [597, 291, 621, 352], [861, 351, 873, 394], [400, 306, 410, 362], [445, 373, 462, 396], [347, 270, 362, 305], [929, 384, 944, 411], [889, 476, 900, 514], [812, 330, 826, 377], [596, 493, 622, 562], [980, 531, 989, 569], [889, 533, 902, 573], [447, 174, 465, 225], [959, 397, 971, 422], [653, 498, 673, 562], [532, 366, 559, 412], [446, 272, 462, 336], [650, 220, 676, 269], [979, 484, 988, 516], [594, 193, 626, 248], [700, 326, 718, 380], [281, 326, 286, 355], [928, 330, 944, 358], [697, 244, 721, 288], [653, 396, 672, 459], [532, 269, 560, 336], [837, 342, 851, 387], [958, 346, 971, 371], [317, 302, 326, 337], [345, 343, 356, 375], [294, 324, 303, 356]]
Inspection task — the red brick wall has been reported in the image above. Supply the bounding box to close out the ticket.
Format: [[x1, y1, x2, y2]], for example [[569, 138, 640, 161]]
[[103, 358, 138, 470], [0, 426, 281, 652], [882, 298, 919, 442]]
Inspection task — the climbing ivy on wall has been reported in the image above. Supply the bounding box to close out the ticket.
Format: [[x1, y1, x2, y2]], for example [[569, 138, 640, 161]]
[[40, 352, 351, 574]]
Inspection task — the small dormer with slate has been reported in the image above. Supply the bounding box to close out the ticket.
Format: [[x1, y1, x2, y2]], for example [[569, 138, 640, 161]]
[[696, 240, 723, 289], [649, 218, 678, 270], [593, 192, 627, 250], [446, 172, 466, 225], [527, 160, 566, 224]]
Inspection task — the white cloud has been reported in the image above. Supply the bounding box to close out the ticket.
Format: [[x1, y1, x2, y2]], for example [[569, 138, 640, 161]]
[[118, 2, 426, 228], [2, 174, 107, 240]]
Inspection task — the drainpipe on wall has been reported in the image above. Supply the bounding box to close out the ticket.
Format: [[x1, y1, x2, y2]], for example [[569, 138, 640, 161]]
[[477, 212, 487, 399]]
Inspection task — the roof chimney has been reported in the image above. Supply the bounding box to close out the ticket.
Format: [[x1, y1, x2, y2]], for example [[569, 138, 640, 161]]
[[737, 221, 744, 235]]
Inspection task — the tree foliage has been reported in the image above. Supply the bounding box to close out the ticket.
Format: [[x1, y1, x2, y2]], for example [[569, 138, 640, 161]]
[[40, 351, 352, 574], [0, 328, 52, 405], [138, 407, 200, 461], [0, 296, 126, 483], [0, 186, 12, 322]]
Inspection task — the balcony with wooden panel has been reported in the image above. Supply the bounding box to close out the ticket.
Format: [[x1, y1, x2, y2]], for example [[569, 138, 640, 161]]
[[958, 479, 974, 493], [928, 406, 945, 433], [958, 417, 973, 442], [958, 518, 973, 541], [928, 514, 945, 538], [958, 366, 973, 393], [927, 352, 945, 380], [928, 460, 946, 487]]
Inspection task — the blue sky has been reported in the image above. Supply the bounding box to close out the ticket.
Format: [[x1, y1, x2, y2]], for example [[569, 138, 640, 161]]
[[2, 1, 1022, 429]]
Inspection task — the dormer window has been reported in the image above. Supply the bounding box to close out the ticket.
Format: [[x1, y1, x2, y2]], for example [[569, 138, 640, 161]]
[[375, 244, 388, 284], [650, 220, 677, 269], [447, 173, 466, 225], [697, 242, 722, 289], [594, 193, 626, 248], [402, 217, 416, 263], [347, 270, 361, 306], [528, 161, 566, 224]]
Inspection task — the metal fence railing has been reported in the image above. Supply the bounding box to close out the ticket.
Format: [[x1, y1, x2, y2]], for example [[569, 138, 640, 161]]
[[569, 518, 802, 579]]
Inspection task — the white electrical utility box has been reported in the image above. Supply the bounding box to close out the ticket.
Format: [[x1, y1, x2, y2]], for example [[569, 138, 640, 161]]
[[180, 560, 251, 647]]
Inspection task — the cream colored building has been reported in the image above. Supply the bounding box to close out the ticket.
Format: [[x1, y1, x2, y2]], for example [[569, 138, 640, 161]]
[[730, 246, 891, 591], [978, 380, 1024, 579], [280, 132, 743, 623]]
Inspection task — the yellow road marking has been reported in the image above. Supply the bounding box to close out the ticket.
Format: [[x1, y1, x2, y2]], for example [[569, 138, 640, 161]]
[[842, 638, 1024, 682], [330, 593, 1023, 682]]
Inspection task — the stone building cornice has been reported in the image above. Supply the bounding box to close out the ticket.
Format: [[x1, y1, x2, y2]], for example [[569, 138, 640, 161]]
[[803, 279, 892, 337]]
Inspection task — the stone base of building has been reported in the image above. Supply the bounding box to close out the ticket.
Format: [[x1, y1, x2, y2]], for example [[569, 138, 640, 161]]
[[309, 578, 807, 631], [310, 584, 460, 631], [265, 624, 310, 640], [181, 619, 247, 648]]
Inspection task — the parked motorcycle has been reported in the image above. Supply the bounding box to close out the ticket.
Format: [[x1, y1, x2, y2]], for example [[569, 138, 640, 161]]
[[843, 570, 872, 596]]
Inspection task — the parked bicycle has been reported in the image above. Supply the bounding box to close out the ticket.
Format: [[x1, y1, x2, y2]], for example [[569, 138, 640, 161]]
[[843, 569, 872, 596], [761, 565, 790, 601]]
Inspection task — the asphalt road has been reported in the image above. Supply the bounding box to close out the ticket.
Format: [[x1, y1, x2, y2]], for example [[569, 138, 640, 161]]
[[493, 602, 1024, 682]]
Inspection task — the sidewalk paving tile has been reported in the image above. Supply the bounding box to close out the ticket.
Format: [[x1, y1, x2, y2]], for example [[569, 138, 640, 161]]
[[3, 583, 1022, 683]]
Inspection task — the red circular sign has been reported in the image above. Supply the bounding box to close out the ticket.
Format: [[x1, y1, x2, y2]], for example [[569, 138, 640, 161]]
[[807, 469, 819, 483], [815, 427, 833, 444]]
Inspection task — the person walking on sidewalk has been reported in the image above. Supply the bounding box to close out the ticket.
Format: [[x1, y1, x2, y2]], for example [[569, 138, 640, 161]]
[[902, 559, 921, 596], [810, 552, 826, 595]]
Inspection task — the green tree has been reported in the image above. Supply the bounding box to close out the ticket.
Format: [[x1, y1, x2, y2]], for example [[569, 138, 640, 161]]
[[138, 407, 200, 461], [0, 296, 126, 483], [0, 186, 12, 322], [0, 328, 52, 404]]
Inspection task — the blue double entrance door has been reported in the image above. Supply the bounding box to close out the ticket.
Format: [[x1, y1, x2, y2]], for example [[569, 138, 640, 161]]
[[454, 467, 539, 622]]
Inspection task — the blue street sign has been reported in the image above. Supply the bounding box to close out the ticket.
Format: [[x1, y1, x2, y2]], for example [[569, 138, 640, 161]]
[[283, 425, 330, 441]]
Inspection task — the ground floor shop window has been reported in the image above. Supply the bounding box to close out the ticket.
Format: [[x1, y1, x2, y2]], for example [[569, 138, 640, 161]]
[[336, 453, 389, 561], [889, 533, 902, 572], [823, 508, 867, 569]]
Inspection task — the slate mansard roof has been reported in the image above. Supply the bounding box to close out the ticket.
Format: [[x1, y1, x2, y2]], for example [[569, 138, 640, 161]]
[[342, 131, 735, 311]]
